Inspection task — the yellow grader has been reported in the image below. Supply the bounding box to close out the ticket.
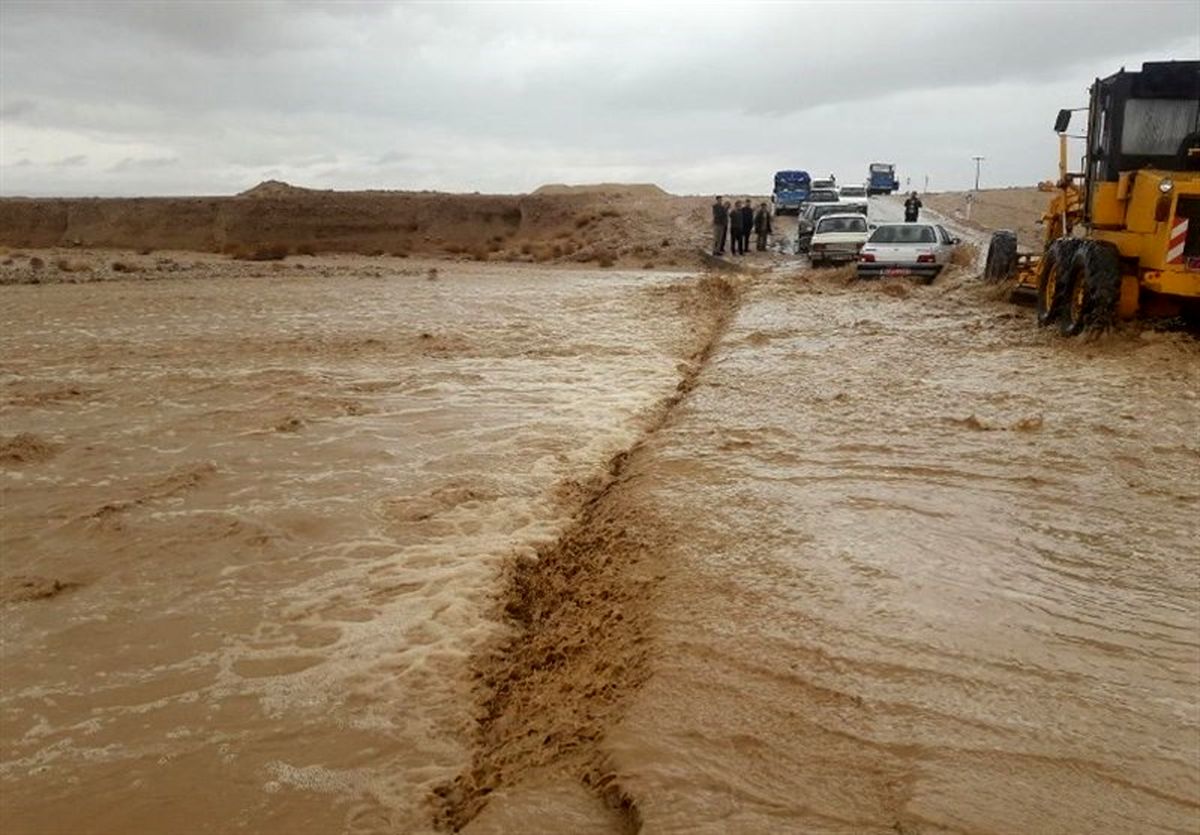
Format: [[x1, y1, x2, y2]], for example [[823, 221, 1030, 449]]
[[984, 60, 1200, 334]]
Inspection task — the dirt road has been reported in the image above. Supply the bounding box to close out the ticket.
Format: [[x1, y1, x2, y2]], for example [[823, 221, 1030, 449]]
[[2, 249, 1197, 833]]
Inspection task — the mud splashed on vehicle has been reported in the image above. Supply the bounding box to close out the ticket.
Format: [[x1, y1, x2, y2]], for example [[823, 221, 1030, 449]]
[[429, 275, 742, 832]]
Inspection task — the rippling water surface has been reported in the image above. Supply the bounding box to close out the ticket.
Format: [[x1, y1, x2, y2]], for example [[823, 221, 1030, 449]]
[[2, 257, 1197, 834]]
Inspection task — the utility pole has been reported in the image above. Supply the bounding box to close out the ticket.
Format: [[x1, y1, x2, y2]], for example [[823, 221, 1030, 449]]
[[923, 174, 929, 193], [972, 156, 985, 192]]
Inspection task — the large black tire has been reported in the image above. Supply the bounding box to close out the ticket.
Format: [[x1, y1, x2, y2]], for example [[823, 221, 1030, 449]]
[[983, 230, 1018, 283], [1036, 238, 1082, 327], [1059, 240, 1122, 336]]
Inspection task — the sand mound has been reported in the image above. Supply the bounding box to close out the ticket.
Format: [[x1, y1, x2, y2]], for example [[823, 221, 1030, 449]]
[[238, 180, 316, 198]]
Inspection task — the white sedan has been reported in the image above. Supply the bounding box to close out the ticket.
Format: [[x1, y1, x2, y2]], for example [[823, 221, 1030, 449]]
[[856, 222, 960, 282], [809, 214, 869, 267]]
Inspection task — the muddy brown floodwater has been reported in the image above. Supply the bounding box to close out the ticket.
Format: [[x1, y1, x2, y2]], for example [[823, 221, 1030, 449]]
[[1, 255, 1198, 834]]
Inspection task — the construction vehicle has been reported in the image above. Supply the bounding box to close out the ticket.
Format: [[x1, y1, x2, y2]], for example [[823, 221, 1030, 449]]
[[983, 60, 1200, 334]]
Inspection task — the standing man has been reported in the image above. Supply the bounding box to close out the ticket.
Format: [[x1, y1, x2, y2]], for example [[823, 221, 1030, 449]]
[[904, 191, 923, 222], [740, 200, 754, 254], [729, 199, 745, 255], [754, 201, 772, 251], [712, 195, 729, 255]]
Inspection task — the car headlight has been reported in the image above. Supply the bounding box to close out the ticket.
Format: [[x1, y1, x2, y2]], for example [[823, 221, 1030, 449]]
[[1159, 179, 1174, 194]]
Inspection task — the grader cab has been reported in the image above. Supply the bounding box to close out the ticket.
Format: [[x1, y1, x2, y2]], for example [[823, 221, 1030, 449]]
[[984, 60, 1200, 334]]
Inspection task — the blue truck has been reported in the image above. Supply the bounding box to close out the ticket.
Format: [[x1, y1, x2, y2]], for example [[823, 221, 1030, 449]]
[[772, 170, 811, 216], [867, 162, 899, 195]]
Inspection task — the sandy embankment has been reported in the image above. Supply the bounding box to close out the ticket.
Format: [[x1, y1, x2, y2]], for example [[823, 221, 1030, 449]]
[[0, 181, 774, 275], [921, 186, 1049, 250]]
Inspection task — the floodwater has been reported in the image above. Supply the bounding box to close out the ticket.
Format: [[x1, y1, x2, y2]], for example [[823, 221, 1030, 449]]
[[2, 252, 1198, 834]]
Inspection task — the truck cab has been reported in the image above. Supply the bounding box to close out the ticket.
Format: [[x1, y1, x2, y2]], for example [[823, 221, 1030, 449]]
[[772, 170, 811, 216], [867, 163, 899, 195]]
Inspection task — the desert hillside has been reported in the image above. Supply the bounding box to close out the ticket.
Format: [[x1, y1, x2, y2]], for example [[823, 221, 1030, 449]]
[[922, 186, 1049, 250], [0, 182, 734, 269]]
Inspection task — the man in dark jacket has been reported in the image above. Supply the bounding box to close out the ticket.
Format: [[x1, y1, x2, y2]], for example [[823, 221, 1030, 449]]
[[739, 201, 754, 254], [753, 202, 772, 251], [712, 196, 729, 255], [729, 200, 745, 255], [904, 191, 923, 222]]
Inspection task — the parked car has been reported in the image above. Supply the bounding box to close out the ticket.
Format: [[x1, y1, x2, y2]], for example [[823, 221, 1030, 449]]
[[795, 202, 869, 253], [857, 222, 960, 282], [805, 188, 840, 205], [809, 214, 870, 267], [838, 184, 868, 199], [811, 178, 836, 191]]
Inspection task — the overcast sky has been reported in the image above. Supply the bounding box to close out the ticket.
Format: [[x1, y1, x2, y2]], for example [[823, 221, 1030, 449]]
[[1, 1, 1197, 197]]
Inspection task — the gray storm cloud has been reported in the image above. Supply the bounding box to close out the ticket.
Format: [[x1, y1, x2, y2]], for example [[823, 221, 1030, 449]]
[[1, 0, 1197, 196]]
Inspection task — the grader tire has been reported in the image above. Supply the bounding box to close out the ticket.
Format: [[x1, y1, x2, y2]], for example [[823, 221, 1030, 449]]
[[1036, 238, 1082, 327], [1059, 240, 1122, 336], [984, 230, 1018, 283]]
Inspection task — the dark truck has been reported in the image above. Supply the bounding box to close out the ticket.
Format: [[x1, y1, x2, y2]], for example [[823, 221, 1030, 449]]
[[772, 170, 811, 215], [867, 162, 899, 195]]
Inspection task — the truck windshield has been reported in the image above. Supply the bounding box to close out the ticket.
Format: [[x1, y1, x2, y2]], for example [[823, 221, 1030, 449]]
[[869, 164, 892, 173], [775, 172, 810, 189], [1121, 98, 1200, 155]]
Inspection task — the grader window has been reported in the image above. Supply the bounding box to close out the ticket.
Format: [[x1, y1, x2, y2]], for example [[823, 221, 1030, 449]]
[[1121, 98, 1200, 155]]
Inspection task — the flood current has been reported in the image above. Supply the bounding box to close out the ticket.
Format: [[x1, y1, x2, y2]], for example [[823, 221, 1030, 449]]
[[1, 256, 1197, 834]]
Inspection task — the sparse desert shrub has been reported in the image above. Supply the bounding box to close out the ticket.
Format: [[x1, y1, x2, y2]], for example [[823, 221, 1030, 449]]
[[519, 242, 534, 255], [574, 215, 594, 229], [487, 240, 502, 253], [551, 244, 564, 258], [29, 257, 44, 270], [391, 250, 410, 258], [295, 243, 317, 256], [642, 261, 656, 270], [230, 243, 289, 261], [598, 208, 621, 218], [490, 235, 504, 244], [427, 267, 439, 280], [111, 260, 137, 273], [596, 252, 616, 268], [369, 249, 386, 257], [54, 258, 90, 273], [660, 238, 670, 247], [138, 247, 153, 256], [406, 221, 420, 233], [471, 247, 489, 261], [445, 244, 467, 255]]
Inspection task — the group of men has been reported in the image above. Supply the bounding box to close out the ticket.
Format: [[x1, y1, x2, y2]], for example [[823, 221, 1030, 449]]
[[711, 197, 773, 256]]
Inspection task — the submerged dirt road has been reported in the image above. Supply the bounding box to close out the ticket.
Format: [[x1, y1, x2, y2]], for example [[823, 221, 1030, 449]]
[[2, 250, 1198, 833]]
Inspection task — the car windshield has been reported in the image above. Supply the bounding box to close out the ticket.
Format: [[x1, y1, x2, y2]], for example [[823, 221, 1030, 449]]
[[869, 224, 936, 244], [816, 217, 867, 234], [809, 190, 839, 202], [839, 186, 866, 197]]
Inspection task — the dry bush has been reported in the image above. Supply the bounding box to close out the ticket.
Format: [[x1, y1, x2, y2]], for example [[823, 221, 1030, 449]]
[[230, 243, 289, 261], [574, 215, 594, 229], [138, 247, 153, 256], [111, 261, 138, 273], [490, 235, 504, 244], [660, 238, 670, 248], [54, 258, 90, 273], [642, 261, 656, 270], [369, 249, 386, 257], [391, 250, 410, 258], [295, 243, 317, 256], [596, 251, 616, 268], [551, 243, 564, 258], [598, 208, 621, 218], [427, 267, 439, 280], [445, 243, 467, 255], [519, 242, 534, 255], [471, 247, 490, 261], [487, 240, 502, 253], [29, 257, 44, 270], [406, 221, 420, 233]]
